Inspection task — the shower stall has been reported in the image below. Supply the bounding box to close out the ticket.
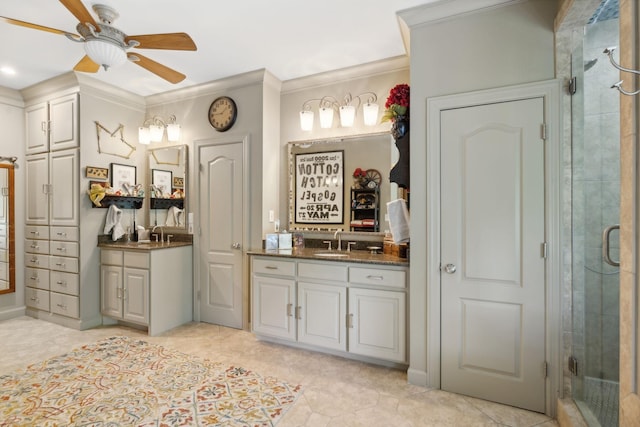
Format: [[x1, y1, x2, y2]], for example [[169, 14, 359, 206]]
[[571, 1, 620, 426]]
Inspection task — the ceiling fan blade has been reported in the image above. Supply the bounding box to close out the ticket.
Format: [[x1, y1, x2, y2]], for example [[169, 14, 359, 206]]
[[0, 16, 78, 37], [125, 33, 197, 51], [59, 0, 98, 28], [128, 53, 186, 84], [73, 55, 100, 73]]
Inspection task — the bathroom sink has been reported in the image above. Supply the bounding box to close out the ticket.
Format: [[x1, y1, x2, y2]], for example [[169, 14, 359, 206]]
[[314, 252, 349, 258]]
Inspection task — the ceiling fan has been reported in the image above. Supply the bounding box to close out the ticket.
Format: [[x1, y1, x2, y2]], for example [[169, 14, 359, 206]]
[[1, 0, 197, 84]]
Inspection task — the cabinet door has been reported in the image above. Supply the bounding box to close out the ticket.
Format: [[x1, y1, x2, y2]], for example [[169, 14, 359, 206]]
[[25, 154, 49, 225], [123, 267, 149, 325], [49, 94, 78, 151], [348, 287, 406, 363], [101, 265, 123, 319], [298, 281, 347, 351], [25, 102, 48, 154], [252, 275, 296, 341], [50, 149, 79, 226]]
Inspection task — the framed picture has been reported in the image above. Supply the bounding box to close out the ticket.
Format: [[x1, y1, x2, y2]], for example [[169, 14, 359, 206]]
[[110, 163, 136, 193], [85, 166, 109, 180], [152, 169, 173, 194], [173, 176, 184, 189], [294, 150, 344, 224]]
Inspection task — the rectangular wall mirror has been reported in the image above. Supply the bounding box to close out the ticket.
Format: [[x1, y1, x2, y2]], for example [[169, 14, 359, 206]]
[[288, 132, 393, 233], [146, 145, 188, 232]]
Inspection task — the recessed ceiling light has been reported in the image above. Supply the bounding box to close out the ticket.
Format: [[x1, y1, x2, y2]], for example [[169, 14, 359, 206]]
[[0, 67, 16, 76]]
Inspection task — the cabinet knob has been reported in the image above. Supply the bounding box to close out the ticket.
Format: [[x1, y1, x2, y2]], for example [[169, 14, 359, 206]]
[[232, 243, 241, 249]]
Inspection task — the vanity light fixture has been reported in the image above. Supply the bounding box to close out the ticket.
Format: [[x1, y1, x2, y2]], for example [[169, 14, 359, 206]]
[[138, 114, 181, 145], [299, 92, 379, 131]]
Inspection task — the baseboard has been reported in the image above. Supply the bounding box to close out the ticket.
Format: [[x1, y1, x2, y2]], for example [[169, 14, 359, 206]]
[[0, 306, 26, 321], [407, 367, 429, 387]]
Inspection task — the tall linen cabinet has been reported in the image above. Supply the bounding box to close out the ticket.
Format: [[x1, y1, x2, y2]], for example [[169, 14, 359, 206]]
[[22, 74, 146, 330]]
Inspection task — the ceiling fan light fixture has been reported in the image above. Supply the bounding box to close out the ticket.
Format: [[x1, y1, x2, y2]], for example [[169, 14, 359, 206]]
[[84, 39, 127, 70]]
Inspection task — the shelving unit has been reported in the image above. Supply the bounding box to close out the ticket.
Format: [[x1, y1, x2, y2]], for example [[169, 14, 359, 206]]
[[350, 187, 379, 232]]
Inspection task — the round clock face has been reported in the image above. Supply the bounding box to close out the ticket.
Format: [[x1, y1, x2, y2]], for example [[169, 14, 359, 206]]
[[208, 96, 237, 132]]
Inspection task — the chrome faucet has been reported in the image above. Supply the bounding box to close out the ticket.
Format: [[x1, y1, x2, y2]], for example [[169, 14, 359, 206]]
[[152, 225, 164, 242], [334, 229, 343, 251]]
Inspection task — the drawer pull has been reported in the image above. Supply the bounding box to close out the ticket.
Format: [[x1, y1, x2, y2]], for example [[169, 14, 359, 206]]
[[30, 258, 39, 264], [265, 266, 278, 270], [56, 247, 66, 252], [56, 263, 66, 267], [295, 306, 302, 320], [30, 276, 39, 281], [56, 232, 67, 237], [286, 303, 293, 317], [30, 244, 39, 249], [30, 296, 39, 302], [56, 303, 67, 310], [30, 231, 39, 235], [366, 275, 384, 281], [56, 281, 66, 286], [347, 313, 354, 328]]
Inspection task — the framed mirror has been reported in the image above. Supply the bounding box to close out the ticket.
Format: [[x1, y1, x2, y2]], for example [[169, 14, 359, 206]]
[[0, 163, 15, 294], [146, 145, 188, 232], [288, 132, 393, 233]]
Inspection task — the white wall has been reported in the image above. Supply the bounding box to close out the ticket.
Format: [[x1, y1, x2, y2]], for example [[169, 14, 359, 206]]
[[401, 0, 557, 386]]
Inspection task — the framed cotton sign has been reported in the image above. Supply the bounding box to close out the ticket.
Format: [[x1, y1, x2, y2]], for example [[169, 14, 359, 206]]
[[294, 150, 344, 224]]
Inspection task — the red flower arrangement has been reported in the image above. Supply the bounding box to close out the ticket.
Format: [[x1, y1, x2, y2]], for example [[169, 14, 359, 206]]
[[381, 83, 410, 123], [353, 167, 366, 179]]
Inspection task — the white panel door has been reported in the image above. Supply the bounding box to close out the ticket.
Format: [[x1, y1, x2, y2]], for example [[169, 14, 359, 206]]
[[298, 281, 347, 351], [199, 142, 244, 328], [123, 267, 149, 325], [101, 265, 123, 319], [49, 94, 78, 151], [25, 102, 48, 154], [252, 275, 296, 340], [440, 98, 546, 412]]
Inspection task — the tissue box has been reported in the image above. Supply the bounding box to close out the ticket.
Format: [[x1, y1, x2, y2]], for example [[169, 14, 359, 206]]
[[278, 233, 293, 250], [265, 234, 279, 250]]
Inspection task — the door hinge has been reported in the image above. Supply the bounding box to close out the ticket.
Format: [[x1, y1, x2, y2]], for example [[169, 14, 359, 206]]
[[541, 242, 548, 259], [568, 355, 578, 376], [540, 123, 547, 141], [543, 361, 548, 378], [568, 76, 577, 95]]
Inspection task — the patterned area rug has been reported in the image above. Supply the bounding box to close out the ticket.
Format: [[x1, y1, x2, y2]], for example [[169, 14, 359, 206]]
[[0, 336, 302, 426]]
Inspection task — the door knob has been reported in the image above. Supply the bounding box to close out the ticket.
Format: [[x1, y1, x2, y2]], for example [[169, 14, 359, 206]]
[[443, 263, 457, 274], [232, 243, 241, 249]]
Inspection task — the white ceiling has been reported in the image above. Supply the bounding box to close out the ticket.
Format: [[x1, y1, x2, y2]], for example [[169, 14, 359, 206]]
[[0, 0, 435, 97]]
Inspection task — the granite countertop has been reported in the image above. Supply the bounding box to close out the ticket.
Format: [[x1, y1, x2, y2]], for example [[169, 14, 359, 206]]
[[248, 247, 408, 266], [97, 234, 193, 251]]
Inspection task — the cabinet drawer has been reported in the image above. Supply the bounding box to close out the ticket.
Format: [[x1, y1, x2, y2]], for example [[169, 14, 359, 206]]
[[25, 267, 50, 290], [124, 251, 149, 269], [253, 258, 295, 276], [50, 226, 79, 242], [49, 256, 79, 273], [25, 238, 50, 254], [101, 249, 123, 266], [298, 262, 348, 282], [25, 225, 49, 240], [50, 271, 79, 295], [26, 254, 49, 269], [50, 241, 79, 257], [50, 292, 79, 318], [26, 287, 49, 311], [349, 267, 406, 289]]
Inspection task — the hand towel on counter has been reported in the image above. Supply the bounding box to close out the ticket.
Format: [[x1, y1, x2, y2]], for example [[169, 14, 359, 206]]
[[165, 206, 185, 227], [387, 199, 410, 244], [104, 204, 125, 241]]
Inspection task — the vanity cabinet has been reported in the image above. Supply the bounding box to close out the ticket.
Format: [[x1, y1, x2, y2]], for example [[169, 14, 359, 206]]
[[251, 255, 407, 364], [100, 246, 192, 336], [25, 93, 78, 155]]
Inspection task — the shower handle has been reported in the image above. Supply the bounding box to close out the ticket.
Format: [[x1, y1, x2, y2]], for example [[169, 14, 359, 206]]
[[602, 224, 620, 267]]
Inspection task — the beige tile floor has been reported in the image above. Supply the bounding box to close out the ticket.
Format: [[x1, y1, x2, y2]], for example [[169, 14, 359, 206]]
[[0, 316, 558, 426]]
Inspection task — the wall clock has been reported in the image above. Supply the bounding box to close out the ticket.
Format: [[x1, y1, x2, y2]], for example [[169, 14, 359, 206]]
[[208, 96, 237, 132]]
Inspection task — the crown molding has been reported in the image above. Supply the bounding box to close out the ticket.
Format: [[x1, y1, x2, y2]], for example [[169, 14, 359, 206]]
[[0, 86, 24, 108], [397, 0, 524, 28]]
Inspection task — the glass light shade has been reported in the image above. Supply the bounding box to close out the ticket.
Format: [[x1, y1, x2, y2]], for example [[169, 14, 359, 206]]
[[339, 105, 356, 127], [84, 40, 127, 69], [166, 123, 181, 142], [300, 110, 314, 131], [138, 126, 151, 145], [363, 102, 379, 126], [319, 107, 334, 128], [149, 124, 164, 142]]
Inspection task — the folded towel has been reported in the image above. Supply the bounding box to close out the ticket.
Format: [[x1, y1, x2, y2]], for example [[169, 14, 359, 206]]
[[165, 206, 185, 227], [387, 199, 410, 244], [104, 205, 125, 241]]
